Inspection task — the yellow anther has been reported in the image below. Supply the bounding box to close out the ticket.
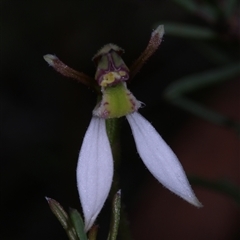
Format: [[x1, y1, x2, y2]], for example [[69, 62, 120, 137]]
[[100, 72, 121, 87]]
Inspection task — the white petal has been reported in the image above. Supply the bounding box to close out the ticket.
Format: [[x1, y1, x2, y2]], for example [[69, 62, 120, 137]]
[[76, 117, 113, 231], [126, 112, 202, 207]]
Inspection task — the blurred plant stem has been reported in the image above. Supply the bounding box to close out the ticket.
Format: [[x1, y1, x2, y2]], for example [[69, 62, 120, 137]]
[[170, 0, 219, 23], [164, 63, 240, 133], [163, 23, 218, 40]]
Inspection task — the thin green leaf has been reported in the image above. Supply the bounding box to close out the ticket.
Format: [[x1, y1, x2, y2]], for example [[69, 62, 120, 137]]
[[189, 177, 240, 205], [192, 42, 232, 65], [163, 23, 218, 40], [69, 208, 87, 240], [168, 96, 240, 132], [108, 190, 121, 240], [170, 0, 218, 22], [46, 197, 78, 240], [223, 0, 239, 18], [164, 63, 240, 99], [171, 0, 198, 13], [163, 63, 240, 132]]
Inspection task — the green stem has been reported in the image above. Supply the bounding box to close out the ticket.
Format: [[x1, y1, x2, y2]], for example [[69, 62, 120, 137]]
[[106, 118, 121, 198], [105, 118, 132, 240]]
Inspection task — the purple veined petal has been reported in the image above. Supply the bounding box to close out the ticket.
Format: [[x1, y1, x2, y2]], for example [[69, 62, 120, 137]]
[[126, 112, 202, 207], [76, 116, 113, 231]]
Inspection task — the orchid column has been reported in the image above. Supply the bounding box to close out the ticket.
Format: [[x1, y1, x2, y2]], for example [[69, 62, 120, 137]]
[[44, 25, 202, 239]]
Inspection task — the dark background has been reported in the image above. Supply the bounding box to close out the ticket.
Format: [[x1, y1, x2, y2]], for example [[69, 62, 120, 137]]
[[1, 0, 239, 239]]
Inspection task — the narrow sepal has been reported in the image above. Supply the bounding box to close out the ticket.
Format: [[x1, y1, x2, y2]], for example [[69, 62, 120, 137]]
[[130, 25, 164, 79], [77, 117, 114, 231], [43, 54, 99, 91], [126, 112, 202, 207]]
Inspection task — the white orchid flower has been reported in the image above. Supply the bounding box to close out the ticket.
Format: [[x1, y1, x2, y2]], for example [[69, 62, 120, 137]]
[[44, 25, 202, 233], [76, 40, 202, 231]]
